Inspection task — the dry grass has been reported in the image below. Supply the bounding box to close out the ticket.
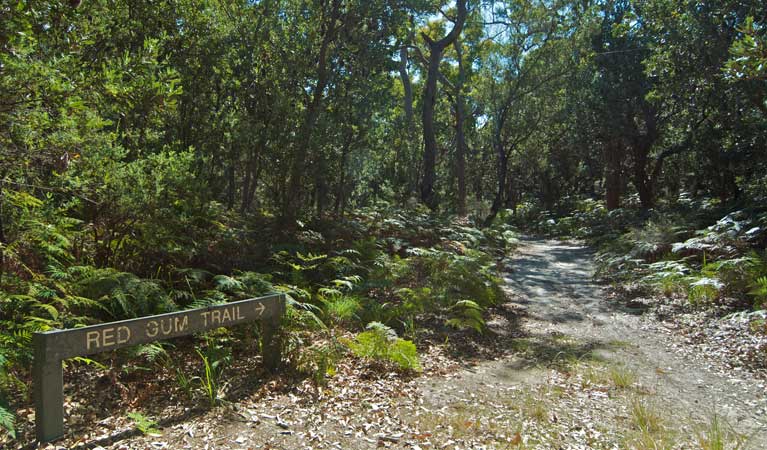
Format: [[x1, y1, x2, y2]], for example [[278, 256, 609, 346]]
[[696, 415, 747, 450], [622, 397, 677, 449], [579, 362, 637, 390], [607, 365, 637, 389]]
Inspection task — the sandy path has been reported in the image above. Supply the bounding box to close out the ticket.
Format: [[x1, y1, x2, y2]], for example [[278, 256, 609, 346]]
[[82, 238, 767, 449], [417, 237, 767, 447]]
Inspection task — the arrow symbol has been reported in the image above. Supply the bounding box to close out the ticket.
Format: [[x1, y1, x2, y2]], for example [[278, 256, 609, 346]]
[[254, 303, 266, 316]]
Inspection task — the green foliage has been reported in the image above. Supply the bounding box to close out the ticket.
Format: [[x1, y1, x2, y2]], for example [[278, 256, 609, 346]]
[[131, 343, 171, 366], [195, 339, 232, 407], [0, 352, 15, 439], [1, 0, 766, 439], [126, 411, 161, 437], [0, 404, 14, 440], [294, 340, 345, 387], [748, 276, 767, 308], [446, 300, 486, 333], [725, 16, 767, 82], [345, 322, 421, 372], [406, 246, 503, 309], [624, 219, 687, 261], [322, 295, 362, 326], [74, 268, 176, 320]]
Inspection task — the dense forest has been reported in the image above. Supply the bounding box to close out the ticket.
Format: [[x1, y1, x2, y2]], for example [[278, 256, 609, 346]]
[[1, 0, 766, 445]]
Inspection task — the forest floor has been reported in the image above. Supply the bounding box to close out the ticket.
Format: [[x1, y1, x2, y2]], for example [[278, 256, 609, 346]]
[[37, 238, 767, 449]]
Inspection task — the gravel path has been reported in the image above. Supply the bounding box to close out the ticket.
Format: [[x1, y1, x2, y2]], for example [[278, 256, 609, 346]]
[[420, 237, 767, 447], [507, 238, 766, 438], [46, 238, 767, 449]]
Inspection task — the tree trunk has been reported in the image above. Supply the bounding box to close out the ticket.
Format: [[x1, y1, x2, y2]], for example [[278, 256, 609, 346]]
[[504, 170, 517, 210], [397, 36, 415, 194], [284, 0, 340, 220], [631, 102, 659, 210], [420, 0, 467, 210], [605, 140, 623, 210], [484, 118, 507, 226], [334, 129, 354, 216], [420, 48, 442, 209], [399, 43, 414, 130], [241, 154, 262, 214], [453, 39, 467, 216], [632, 144, 654, 210], [226, 156, 236, 210]]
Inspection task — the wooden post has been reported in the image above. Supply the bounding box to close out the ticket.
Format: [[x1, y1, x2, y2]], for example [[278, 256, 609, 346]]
[[261, 322, 281, 372], [34, 334, 64, 443], [32, 294, 286, 443]]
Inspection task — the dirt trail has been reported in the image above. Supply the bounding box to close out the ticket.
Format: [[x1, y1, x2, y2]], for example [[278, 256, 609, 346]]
[[95, 238, 767, 449], [418, 237, 767, 447], [508, 238, 766, 432]]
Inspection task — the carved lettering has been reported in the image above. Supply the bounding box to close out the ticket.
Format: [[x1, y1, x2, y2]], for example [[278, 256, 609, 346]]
[[44, 295, 282, 360], [175, 315, 188, 332], [160, 318, 173, 335], [146, 320, 159, 337], [86, 331, 100, 350], [116, 326, 131, 344], [102, 328, 115, 347]]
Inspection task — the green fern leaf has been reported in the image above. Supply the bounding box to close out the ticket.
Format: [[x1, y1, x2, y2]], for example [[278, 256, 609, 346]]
[[0, 404, 15, 439]]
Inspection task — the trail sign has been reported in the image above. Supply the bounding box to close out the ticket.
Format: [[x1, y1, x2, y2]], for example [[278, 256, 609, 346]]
[[33, 293, 286, 443]]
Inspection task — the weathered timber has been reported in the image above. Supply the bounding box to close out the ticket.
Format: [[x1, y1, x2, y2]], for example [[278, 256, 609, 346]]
[[34, 293, 286, 443]]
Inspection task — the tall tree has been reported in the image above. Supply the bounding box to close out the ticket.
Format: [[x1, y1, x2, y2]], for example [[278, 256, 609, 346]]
[[419, 0, 467, 209]]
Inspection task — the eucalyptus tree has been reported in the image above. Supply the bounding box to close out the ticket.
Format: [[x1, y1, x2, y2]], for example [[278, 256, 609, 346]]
[[642, 0, 767, 203], [419, 0, 468, 210], [476, 0, 568, 223]]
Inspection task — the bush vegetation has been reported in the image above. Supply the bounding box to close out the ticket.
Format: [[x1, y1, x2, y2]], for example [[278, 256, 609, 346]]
[[512, 194, 767, 337], [0, 197, 513, 438], [3, 0, 766, 442]]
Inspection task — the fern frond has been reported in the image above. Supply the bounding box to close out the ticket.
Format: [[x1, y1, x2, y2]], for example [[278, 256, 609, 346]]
[[68, 356, 108, 370], [187, 297, 225, 310], [318, 287, 343, 298], [0, 404, 15, 439], [212, 275, 245, 294], [134, 343, 171, 364], [174, 268, 214, 284]]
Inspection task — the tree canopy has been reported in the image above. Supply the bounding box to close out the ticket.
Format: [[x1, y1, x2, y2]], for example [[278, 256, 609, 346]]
[[1, 0, 766, 441]]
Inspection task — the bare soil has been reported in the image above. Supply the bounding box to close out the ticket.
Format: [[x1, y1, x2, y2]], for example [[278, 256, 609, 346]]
[[29, 238, 767, 449]]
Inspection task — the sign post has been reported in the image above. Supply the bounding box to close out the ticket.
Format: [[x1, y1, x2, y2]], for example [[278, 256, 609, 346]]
[[33, 293, 286, 443]]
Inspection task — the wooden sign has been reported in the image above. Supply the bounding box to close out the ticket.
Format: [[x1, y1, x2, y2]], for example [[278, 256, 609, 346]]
[[33, 293, 286, 443]]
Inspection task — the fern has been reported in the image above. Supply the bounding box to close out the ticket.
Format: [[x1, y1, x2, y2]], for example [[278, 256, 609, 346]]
[[234, 271, 274, 296], [748, 276, 767, 308], [0, 351, 14, 439], [187, 292, 228, 310], [133, 343, 171, 364], [67, 356, 108, 370], [446, 300, 485, 333], [322, 295, 361, 325], [345, 322, 421, 371], [365, 321, 398, 340], [0, 404, 14, 439], [212, 275, 245, 294], [318, 287, 343, 298], [174, 268, 213, 285], [75, 269, 175, 319], [284, 294, 326, 330]]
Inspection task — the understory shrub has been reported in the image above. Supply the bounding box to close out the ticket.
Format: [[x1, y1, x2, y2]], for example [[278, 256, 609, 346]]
[[592, 204, 767, 310], [345, 322, 421, 372]]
